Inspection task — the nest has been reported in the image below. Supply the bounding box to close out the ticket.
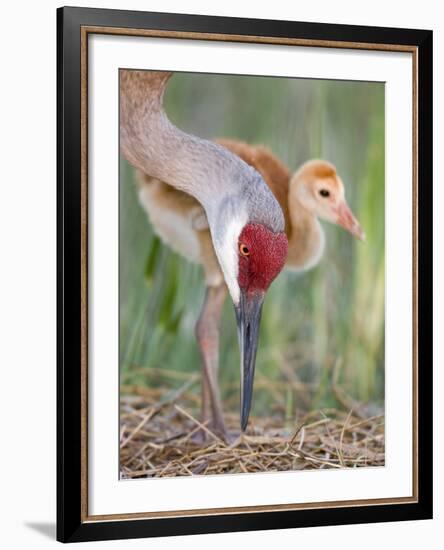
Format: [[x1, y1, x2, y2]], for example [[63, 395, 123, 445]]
[[120, 376, 385, 479]]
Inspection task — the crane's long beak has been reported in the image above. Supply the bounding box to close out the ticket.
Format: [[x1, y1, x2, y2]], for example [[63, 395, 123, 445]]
[[235, 289, 265, 432]]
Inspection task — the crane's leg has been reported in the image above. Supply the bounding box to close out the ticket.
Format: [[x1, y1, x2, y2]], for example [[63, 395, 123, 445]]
[[195, 284, 227, 438]]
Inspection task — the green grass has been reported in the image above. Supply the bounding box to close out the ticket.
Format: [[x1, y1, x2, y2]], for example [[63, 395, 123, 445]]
[[119, 73, 385, 416]]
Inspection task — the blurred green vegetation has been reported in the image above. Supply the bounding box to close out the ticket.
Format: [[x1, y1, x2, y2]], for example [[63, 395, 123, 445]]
[[119, 73, 385, 418]]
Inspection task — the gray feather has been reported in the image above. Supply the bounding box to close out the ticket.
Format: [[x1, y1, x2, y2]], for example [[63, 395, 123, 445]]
[[120, 70, 285, 237]]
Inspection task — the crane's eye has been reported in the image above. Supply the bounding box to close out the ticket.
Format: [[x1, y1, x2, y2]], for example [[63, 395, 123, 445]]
[[319, 189, 330, 198], [239, 243, 250, 257]]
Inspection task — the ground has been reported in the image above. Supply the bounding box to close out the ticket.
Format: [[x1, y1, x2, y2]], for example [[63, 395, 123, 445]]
[[119, 380, 385, 478]]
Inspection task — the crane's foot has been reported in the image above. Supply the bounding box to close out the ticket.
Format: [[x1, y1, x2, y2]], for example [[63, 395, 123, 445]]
[[189, 425, 254, 447], [190, 419, 232, 445]]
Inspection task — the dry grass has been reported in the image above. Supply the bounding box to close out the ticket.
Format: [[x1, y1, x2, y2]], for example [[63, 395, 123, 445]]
[[120, 377, 385, 479]]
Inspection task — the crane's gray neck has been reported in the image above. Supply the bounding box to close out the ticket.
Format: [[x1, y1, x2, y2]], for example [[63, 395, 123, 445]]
[[120, 70, 285, 236]]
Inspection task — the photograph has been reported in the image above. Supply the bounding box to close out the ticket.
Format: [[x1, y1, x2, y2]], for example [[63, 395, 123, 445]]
[[119, 69, 385, 479], [55, 6, 432, 542], [0, 0, 436, 545]]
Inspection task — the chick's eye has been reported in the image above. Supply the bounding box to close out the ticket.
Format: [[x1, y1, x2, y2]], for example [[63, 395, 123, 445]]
[[239, 243, 250, 257], [319, 189, 330, 198]]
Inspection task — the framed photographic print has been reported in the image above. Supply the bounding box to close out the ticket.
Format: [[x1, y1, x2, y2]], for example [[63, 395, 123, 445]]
[[57, 6, 433, 543]]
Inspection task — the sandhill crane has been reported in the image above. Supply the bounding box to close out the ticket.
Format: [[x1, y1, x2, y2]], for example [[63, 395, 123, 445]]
[[136, 139, 364, 436], [120, 71, 288, 436]]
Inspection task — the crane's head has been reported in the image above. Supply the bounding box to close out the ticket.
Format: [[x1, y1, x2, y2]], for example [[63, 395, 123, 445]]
[[290, 160, 364, 240], [235, 223, 287, 430], [211, 190, 288, 431]]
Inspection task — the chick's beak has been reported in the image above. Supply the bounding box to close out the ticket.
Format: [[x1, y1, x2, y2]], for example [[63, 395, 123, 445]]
[[337, 200, 365, 241], [235, 289, 265, 432]]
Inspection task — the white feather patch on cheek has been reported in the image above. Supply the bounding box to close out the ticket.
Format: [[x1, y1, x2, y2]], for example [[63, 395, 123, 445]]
[[212, 214, 247, 305]]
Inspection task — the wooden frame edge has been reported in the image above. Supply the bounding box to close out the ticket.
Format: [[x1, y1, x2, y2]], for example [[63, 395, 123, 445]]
[[83, 25, 418, 53], [84, 496, 418, 523]]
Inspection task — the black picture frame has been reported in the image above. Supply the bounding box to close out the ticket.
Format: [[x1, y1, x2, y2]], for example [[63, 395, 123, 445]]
[[57, 5, 433, 543]]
